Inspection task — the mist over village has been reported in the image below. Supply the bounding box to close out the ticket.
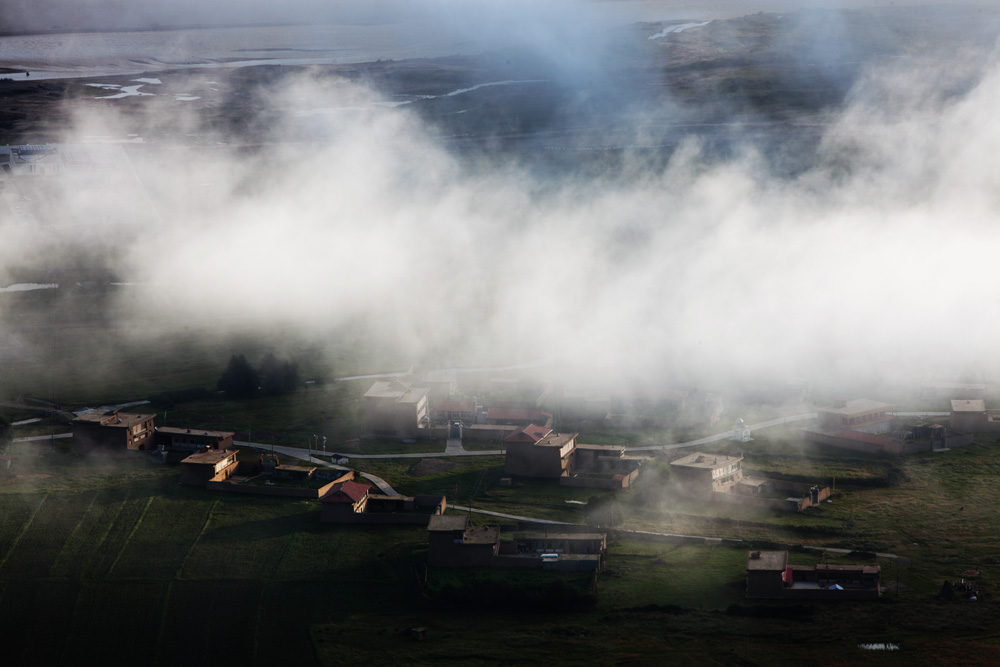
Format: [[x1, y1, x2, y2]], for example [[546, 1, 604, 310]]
[[3, 1, 1000, 665]]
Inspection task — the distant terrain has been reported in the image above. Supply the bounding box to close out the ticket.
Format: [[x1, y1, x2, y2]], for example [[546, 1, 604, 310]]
[[4, 8, 1000, 664], [2, 6, 999, 175]]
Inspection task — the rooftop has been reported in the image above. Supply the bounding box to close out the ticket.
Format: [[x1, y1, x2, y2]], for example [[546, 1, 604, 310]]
[[181, 449, 238, 465], [746, 550, 788, 572], [398, 388, 429, 404], [793, 563, 881, 575], [465, 526, 501, 544], [434, 400, 477, 412], [321, 480, 372, 504], [158, 427, 234, 438], [535, 432, 577, 449], [820, 399, 894, 417], [575, 443, 624, 452], [428, 514, 471, 532], [951, 399, 986, 412], [503, 423, 553, 444], [671, 452, 743, 470], [364, 380, 411, 399], [74, 410, 154, 426]]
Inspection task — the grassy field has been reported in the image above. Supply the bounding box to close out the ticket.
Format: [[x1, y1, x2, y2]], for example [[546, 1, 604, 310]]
[[3, 440, 1000, 665]]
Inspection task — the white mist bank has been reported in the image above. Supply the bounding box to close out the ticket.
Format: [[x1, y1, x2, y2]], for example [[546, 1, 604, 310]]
[[4, 3, 1000, 391], [52, 46, 989, 388]]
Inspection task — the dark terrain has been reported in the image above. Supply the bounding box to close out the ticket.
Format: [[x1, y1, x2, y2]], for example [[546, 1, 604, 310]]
[[2, 7, 999, 178]]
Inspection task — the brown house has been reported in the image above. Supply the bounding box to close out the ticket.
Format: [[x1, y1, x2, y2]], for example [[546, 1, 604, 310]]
[[503, 423, 553, 446], [802, 399, 907, 454], [427, 515, 501, 567], [504, 430, 641, 489], [670, 452, 746, 495], [671, 451, 830, 511], [320, 486, 446, 525], [363, 379, 430, 438], [320, 480, 372, 519], [72, 409, 156, 455], [504, 431, 578, 478], [817, 399, 894, 433], [427, 515, 607, 571], [950, 399, 1000, 433], [180, 449, 240, 486], [745, 551, 880, 600]]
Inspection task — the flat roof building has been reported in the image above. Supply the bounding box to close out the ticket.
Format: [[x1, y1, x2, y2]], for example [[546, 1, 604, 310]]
[[504, 431, 578, 478], [180, 449, 240, 486], [950, 399, 1000, 433], [155, 427, 234, 455], [817, 399, 894, 434], [72, 410, 156, 455], [670, 452, 745, 495], [746, 551, 880, 600], [364, 380, 430, 438]]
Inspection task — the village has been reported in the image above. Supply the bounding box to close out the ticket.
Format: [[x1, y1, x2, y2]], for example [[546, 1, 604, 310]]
[[4, 3, 1000, 660], [6, 363, 993, 614]]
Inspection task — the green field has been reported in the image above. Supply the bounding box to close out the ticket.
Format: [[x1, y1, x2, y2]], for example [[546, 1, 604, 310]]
[[2, 440, 1000, 665]]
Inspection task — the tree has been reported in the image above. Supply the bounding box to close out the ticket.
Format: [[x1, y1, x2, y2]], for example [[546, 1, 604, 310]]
[[0, 413, 11, 453], [258, 353, 300, 396], [217, 354, 259, 399]]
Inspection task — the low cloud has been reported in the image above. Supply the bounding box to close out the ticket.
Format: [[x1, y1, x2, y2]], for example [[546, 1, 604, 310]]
[[4, 6, 1000, 396]]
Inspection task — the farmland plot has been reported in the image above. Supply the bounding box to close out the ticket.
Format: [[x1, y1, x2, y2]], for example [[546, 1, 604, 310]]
[[0, 493, 46, 570], [110, 496, 215, 579], [0, 580, 79, 665], [156, 580, 261, 666], [0, 491, 96, 579], [63, 581, 168, 665]]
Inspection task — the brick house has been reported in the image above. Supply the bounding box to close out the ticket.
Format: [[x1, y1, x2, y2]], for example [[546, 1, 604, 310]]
[[72, 410, 156, 455], [179, 449, 240, 486], [745, 551, 880, 600]]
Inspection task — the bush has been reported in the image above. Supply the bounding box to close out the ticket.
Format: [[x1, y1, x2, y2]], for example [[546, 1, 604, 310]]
[[218, 355, 259, 399], [259, 353, 300, 396]]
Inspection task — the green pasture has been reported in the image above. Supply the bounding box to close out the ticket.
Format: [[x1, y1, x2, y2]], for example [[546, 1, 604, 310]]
[[2, 442, 1000, 665]]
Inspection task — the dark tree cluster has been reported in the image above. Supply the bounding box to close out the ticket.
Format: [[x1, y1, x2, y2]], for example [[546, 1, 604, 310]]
[[0, 413, 11, 451], [258, 353, 300, 396], [217, 353, 300, 399]]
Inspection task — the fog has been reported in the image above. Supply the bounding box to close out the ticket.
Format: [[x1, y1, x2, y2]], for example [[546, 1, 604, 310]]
[[3, 2, 1000, 397]]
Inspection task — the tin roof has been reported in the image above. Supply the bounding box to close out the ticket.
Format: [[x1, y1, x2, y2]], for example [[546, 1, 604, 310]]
[[321, 480, 371, 503], [503, 423, 553, 444]]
